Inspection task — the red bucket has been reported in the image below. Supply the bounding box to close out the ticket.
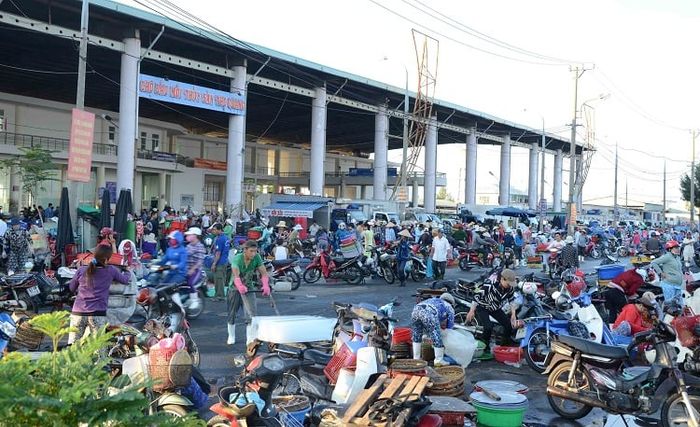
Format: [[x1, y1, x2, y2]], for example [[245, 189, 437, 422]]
[[392, 327, 413, 345], [493, 346, 522, 364]]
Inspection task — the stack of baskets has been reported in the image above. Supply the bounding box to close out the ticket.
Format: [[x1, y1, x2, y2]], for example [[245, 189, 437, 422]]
[[8, 311, 43, 350], [388, 359, 428, 378], [426, 366, 466, 397], [390, 327, 412, 359], [148, 347, 192, 392]]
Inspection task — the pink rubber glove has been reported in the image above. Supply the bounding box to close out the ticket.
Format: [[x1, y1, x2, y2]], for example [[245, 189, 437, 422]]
[[234, 277, 248, 295], [261, 275, 271, 296]]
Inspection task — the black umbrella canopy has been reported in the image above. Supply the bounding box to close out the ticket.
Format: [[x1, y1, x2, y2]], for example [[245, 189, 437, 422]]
[[56, 187, 74, 253], [113, 189, 133, 244], [99, 188, 111, 230]]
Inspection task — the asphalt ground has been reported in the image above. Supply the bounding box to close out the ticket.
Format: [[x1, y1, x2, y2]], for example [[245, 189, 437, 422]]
[[190, 258, 633, 426]]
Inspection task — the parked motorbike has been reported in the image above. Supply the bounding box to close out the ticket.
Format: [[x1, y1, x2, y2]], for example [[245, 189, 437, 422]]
[[457, 245, 499, 271], [303, 250, 364, 285], [264, 259, 302, 291], [544, 315, 700, 426], [135, 282, 200, 366], [141, 264, 206, 320], [375, 246, 397, 285], [0, 270, 63, 313], [407, 251, 428, 282]]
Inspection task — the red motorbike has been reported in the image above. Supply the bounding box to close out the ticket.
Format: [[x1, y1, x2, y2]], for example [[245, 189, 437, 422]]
[[457, 245, 498, 271], [302, 250, 364, 285], [263, 259, 302, 291]]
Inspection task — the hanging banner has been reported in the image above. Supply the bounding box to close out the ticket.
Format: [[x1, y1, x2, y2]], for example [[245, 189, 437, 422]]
[[138, 73, 246, 115], [66, 108, 95, 183]]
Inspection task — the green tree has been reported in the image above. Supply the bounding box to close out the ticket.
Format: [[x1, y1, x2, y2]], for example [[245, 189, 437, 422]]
[[680, 166, 700, 208], [437, 187, 448, 200], [1, 146, 60, 207], [0, 311, 203, 427]]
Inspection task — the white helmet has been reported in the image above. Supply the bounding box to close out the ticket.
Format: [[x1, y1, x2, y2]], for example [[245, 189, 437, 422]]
[[635, 268, 648, 281], [521, 282, 538, 295]]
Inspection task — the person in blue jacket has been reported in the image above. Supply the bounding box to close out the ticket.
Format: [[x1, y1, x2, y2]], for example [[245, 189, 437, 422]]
[[152, 230, 188, 285]]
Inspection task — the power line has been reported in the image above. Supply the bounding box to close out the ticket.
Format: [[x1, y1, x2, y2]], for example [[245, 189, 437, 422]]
[[366, 0, 570, 67], [0, 62, 93, 75]]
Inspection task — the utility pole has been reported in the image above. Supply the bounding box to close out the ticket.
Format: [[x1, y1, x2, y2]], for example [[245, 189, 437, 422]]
[[70, 0, 90, 240], [539, 118, 546, 233], [663, 160, 667, 226], [568, 66, 584, 234], [692, 130, 697, 228], [613, 141, 618, 225]]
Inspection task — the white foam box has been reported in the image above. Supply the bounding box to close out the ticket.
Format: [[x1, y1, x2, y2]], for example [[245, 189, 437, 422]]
[[246, 315, 336, 345]]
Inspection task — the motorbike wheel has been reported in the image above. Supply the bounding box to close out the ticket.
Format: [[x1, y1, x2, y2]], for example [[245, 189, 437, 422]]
[[161, 404, 189, 417], [661, 391, 700, 427], [273, 372, 303, 397], [381, 266, 395, 285], [207, 416, 231, 427], [547, 361, 594, 419], [410, 267, 425, 282], [185, 331, 200, 367], [303, 268, 322, 284], [18, 291, 38, 313], [590, 248, 601, 259], [185, 289, 207, 320], [284, 270, 302, 291], [344, 265, 364, 285], [458, 257, 472, 271], [525, 328, 550, 373], [617, 247, 629, 257]]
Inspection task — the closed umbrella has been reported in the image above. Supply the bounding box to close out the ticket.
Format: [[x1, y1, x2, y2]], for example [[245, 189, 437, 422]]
[[99, 187, 111, 230], [114, 189, 133, 244], [56, 187, 74, 253]]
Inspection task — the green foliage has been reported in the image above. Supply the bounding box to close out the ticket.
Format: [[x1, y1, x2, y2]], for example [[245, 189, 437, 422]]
[[680, 166, 700, 208], [1, 146, 59, 201], [0, 312, 204, 427], [437, 187, 454, 201]]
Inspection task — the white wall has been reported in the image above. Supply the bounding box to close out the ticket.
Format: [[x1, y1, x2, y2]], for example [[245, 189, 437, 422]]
[[171, 169, 205, 213]]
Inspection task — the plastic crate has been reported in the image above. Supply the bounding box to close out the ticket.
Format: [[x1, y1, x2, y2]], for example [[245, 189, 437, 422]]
[[323, 342, 357, 385]]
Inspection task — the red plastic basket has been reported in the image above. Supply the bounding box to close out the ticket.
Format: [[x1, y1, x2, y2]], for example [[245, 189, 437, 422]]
[[323, 343, 357, 385], [392, 327, 413, 345], [672, 315, 700, 348], [429, 411, 461, 426], [493, 346, 522, 364]]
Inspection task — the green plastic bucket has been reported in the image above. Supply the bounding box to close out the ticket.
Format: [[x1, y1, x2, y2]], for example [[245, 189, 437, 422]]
[[472, 401, 527, 427]]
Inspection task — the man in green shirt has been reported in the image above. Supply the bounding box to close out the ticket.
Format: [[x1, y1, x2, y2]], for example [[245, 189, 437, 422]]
[[226, 239, 270, 345]]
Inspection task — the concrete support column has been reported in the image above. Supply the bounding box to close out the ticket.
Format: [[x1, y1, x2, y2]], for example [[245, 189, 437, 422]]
[[9, 165, 20, 214], [528, 146, 539, 210], [96, 166, 106, 205], [340, 177, 348, 199], [465, 130, 477, 205], [159, 171, 167, 210], [373, 105, 388, 200], [360, 185, 367, 200], [412, 180, 419, 207], [227, 63, 247, 218], [499, 134, 511, 206], [424, 117, 438, 212], [274, 148, 281, 188], [553, 149, 563, 212], [116, 36, 140, 193], [309, 87, 327, 196]]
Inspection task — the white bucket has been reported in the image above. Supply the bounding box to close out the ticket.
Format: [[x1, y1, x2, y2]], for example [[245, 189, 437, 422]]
[[330, 368, 356, 404]]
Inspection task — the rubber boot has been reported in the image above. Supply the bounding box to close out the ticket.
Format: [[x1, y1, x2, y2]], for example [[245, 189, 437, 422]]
[[189, 292, 201, 310], [227, 324, 236, 345], [433, 347, 448, 367], [412, 342, 423, 360]]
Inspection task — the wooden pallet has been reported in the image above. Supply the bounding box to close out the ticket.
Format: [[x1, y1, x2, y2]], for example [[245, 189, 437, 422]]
[[342, 373, 430, 427]]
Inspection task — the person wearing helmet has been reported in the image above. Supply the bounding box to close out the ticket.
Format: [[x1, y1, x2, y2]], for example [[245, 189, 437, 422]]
[[466, 269, 518, 354], [606, 268, 650, 322], [4, 218, 30, 276], [184, 227, 205, 310], [153, 231, 188, 288], [210, 223, 231, 299], [650, 240, 683, 303], [68, 245, 131, 344], [411, 293, 455, 366], [227, 240, 269, 345], [612, 291, 658, 337]]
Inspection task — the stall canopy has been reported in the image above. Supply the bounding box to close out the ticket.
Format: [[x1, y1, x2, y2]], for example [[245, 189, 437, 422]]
[[261, 202, 327, 219]]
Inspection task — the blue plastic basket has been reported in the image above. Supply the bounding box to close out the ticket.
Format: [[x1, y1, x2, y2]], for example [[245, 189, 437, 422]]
[[596, 264, 625, 280]]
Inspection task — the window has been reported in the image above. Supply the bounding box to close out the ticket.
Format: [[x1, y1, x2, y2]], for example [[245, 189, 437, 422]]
[[108, 126, 115, 142], [151, 133, 160, 151], [140, 132, 147, 151]]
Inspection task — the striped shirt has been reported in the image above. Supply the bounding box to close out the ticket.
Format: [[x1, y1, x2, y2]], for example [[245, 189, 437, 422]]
[[186, 241, 206, 273], [474, 283, 515, 312]]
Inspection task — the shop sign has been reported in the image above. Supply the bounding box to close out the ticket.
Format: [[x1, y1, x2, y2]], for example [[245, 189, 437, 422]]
[[139, 73, 245, 115]]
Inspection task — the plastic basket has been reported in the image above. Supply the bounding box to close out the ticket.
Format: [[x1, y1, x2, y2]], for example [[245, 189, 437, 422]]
[[9, 311, 43, 350], [392, 327, 413, 345], [323, 342, 357, 384], [148, 346, 179, 391], [672, 315, 700, 348], [472, 402, 527, 427], [493, 346, 522, 364]]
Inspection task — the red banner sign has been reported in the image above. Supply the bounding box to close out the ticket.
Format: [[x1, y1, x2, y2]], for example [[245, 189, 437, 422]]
[[66, 108, 95, 182]]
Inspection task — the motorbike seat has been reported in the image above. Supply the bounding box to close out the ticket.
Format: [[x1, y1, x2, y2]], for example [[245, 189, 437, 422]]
[[557, 334, 628, 359], [552, 311, 571, 321], [303, 348, 333, 365], [334, 257, 348, 265], [271, 259, 295, 268], [2, 274, 32, 287]]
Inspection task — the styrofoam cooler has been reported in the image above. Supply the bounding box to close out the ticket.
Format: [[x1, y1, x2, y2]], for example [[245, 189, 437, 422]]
[[246, 315, 336, 345]]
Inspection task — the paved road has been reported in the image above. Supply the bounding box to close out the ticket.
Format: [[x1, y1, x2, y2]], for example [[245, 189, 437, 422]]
[[191, 259, 622, 426]]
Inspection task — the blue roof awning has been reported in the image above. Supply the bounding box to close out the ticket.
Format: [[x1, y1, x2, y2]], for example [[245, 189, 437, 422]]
[[261, 202, 327, 218]]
